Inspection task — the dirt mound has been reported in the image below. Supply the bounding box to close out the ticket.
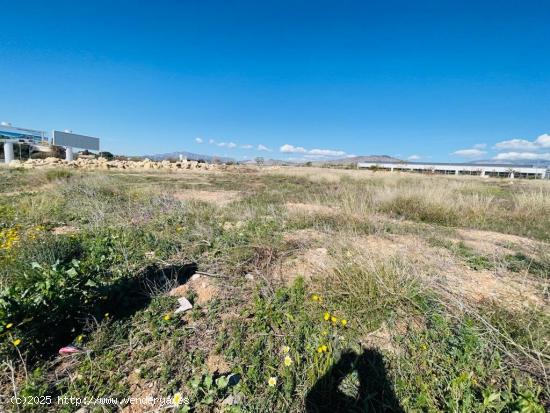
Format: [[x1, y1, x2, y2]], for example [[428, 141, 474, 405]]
[[169, 273, 220, 305]]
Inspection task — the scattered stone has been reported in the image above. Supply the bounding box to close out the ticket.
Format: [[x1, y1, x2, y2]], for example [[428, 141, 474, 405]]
[[174, 297, 193, 314], [9, 157, 223, 171], [244, 273, 255, 281]]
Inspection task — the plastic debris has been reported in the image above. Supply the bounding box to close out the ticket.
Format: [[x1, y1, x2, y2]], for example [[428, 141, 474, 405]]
[[174, 297, 193, 314], [58, 345, 83, 355]]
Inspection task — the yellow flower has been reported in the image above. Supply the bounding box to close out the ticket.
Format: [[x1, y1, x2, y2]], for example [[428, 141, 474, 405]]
[[12, 339, 21, 347], [331, 316, 338, 324], [323, 312, 330, 321], [76, 335, 84, 342], [268, 376, 277, 387], [317, 345, 328, 353], [420, 344, 428, 351], [284, 356, 293, 366], [282, 345, 290, 353], [172, 392, 183, 405], [340, 319, 347, 327], [163, 314, 171, 321], [311, 294, 321, 302], [5, 323, 13, 329]]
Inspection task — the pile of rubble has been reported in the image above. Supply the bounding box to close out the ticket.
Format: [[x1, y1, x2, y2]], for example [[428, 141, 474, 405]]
[[6, 157, 221, 171]]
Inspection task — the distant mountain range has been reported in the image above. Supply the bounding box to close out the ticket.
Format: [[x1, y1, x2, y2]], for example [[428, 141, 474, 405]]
[[147, 152, 404, 165], [145, 151, 234, 163]]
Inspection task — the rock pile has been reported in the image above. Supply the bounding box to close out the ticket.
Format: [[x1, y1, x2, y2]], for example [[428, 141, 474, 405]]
[[7, 157, 220, 171]]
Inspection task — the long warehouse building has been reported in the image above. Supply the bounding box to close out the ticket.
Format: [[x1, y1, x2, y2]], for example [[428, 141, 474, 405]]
[[357, 161, 549, 179]]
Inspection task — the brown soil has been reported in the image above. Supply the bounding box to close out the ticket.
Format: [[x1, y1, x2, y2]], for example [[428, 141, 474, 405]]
[[169, 274, 220, 305]]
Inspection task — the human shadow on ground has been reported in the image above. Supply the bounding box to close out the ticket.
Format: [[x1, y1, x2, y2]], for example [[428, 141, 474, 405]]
[[305, 349, 404, 413]]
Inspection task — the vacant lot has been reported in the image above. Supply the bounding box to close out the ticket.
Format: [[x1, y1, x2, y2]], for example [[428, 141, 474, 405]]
[[1, 166, 548, 412]]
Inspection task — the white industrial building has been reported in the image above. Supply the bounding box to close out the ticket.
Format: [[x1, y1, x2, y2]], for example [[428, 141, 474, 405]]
[[357, 161, 549, 179], [1, 122, 100, 164]]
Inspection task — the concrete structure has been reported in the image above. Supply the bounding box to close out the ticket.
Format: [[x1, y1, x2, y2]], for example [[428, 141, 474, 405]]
[[357, 161, 549, 179], [65, 146, 74, 161], [3, 142, 14, 163], [2, 123, 100, 164]]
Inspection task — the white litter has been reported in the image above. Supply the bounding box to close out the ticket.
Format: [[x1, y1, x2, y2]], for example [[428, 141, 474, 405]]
[[174, 297, 193, 314]]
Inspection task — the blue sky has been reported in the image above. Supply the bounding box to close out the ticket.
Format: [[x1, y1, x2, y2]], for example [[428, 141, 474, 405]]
[[1, 1, 549, 161]]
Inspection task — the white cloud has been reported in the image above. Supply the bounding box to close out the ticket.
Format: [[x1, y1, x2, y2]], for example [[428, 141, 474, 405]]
[[208, 139, 215, 144], [280, 144, 307, 153], [257, 144, 271, 152], [473, 143, 486, 149], [408, 155, 421, 160], [241, 144, 253, 149], [195, 137, 203, 144], [451, 149, 486, 158], [494, 139, 537, 151], [217, 142, 226, 147], [492, 152, 550, 161], [535, 133, 550, 148], [227, 142, 237, 148], [279, 143, 347, 158], [308, 148, 346, 157]]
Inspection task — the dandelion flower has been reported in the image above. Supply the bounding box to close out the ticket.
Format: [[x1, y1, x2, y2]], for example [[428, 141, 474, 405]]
[[284, 356, 293, 366], [12, 339, 21, 347], [163, 314, 171, 321], [322, 345, 328, 352], [323, 312, 330, 321], [282, 345, 290, 353], [331, 316, 338, 324], [311, 294, 321, 302], [340, 319, 347, 327], [76, 335, 84, 342], [268, 376, 277, 387], [6, 323, 13, 329], [172, 392, 183, 405]]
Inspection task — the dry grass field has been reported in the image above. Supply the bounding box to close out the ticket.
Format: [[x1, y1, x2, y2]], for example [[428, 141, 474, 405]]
[[0, 165, 548, 412]]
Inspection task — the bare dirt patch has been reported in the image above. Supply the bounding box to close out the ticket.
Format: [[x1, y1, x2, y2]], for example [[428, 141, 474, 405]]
[[454, 228, 545, 256], [52, 225, 79, 235], [273, 246, 335, 284], [343, 233, 548, 310], [206, 353, 231, 375], [172, 190, 241, 207]]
